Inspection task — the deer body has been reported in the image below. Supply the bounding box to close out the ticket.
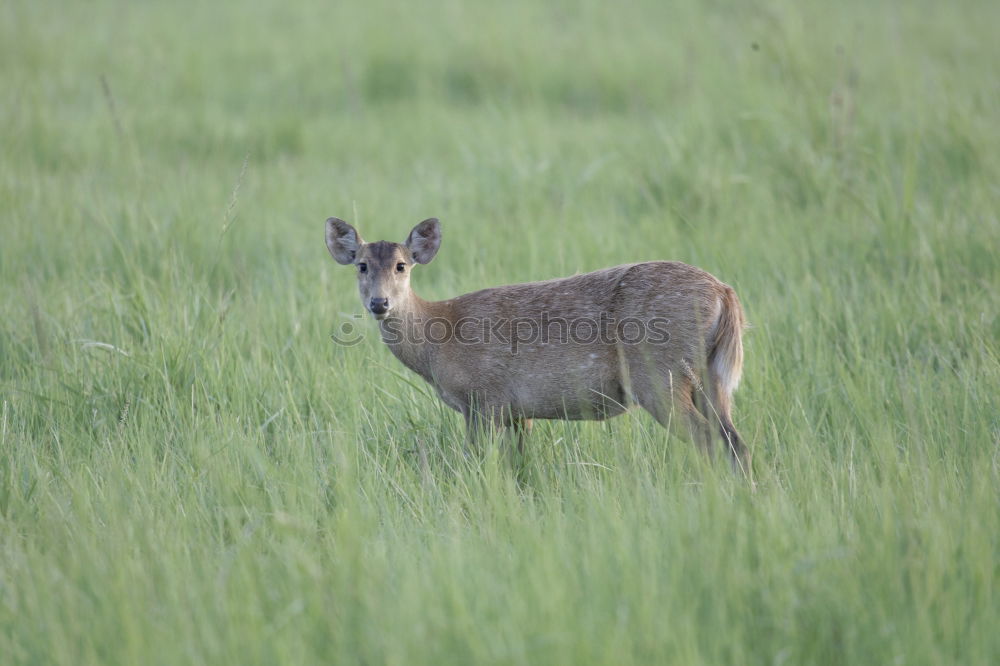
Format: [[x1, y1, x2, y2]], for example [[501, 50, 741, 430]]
[[326, 217, 749, 472]]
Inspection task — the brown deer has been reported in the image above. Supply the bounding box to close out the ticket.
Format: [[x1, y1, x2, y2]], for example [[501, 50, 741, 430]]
[[325, 217, 750, 475]]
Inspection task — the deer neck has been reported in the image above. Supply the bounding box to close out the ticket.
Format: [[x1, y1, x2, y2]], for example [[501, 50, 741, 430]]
[[377, 290, 447, 382]]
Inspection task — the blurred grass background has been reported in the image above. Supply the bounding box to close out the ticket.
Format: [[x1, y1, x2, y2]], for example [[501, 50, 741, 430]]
[[1, 0, 999, 663]]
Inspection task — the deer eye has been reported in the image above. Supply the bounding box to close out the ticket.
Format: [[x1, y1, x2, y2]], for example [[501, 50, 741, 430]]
[[358, 262, 367, 273], [396, 262, 406, 273]]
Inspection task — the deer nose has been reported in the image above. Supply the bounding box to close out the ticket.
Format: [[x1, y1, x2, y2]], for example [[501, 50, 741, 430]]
[[369, 297, 389, 315]]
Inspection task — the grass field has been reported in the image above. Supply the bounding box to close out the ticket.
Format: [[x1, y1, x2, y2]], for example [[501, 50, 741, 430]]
[[2, 0, 999, 663]]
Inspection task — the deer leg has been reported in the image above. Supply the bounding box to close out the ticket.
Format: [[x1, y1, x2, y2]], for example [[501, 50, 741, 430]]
[[509, 417, 533, 455], [636, 375, 714, 457], [682, 399, 715, 457], [718, 416, 750, 478], [463, 404, 510, 451], [698, 376, 751, 478], [462, 410, 487, 455], [465, 405, 532, 462]]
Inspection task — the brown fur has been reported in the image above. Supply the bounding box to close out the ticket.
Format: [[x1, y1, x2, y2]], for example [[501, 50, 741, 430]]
[[326, 217, 750, 475]]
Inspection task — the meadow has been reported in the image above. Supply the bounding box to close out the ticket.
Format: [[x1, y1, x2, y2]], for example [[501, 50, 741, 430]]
[[2, 0, 998, 663]]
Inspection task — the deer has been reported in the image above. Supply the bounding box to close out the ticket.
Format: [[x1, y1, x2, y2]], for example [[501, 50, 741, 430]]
[[325, 217, 750, 475]]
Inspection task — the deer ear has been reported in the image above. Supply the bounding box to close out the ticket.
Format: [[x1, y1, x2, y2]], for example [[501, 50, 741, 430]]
[[326, 217, 364, 264], [404, 218, 441, 264]]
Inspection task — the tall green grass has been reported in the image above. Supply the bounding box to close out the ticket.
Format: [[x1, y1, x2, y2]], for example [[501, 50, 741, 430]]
[[2, 0, 998, 663]]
